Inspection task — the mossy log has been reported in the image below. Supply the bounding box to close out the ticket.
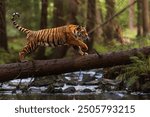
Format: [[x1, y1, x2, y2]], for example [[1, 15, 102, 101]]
[[0, 46, 150, 82]]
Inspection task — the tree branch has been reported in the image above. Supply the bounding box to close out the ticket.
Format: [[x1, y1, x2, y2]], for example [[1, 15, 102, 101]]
[[88, 0, 137, 34]]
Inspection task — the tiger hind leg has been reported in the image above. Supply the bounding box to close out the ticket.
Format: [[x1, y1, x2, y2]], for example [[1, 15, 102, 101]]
[[19, 42, 38, 62]]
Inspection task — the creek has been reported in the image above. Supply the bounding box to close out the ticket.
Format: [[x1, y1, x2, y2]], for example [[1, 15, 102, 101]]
[[0, 69, 150, 100]]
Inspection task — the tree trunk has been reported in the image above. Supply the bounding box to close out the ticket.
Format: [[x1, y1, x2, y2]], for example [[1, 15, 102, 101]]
[[137, 0, 143, 37], [65, 0, 78, 24], [35, 0, 48, 59], [86, 0, 96, 52], [33, 0, 40, 29], [48, 0, 67, 59], [95, 0, 103, 41], [50, 0, 79, 59], [129, 0, 135, 30], [0, 46, 150, 82], [103, 0, 123, 43], [142, 0, 150, 36], [0, 0, 8, 50]]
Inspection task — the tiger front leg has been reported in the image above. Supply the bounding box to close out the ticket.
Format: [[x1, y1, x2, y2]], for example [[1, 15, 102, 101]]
[[68, 39, 88, 55], [80, 43, 88, 55], [73, 46, 88, 55]]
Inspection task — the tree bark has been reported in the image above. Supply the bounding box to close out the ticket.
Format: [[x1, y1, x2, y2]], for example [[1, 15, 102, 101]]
[[50, 0, 79, 59], [129, 0, 135, 30], [95, 0, 103, 41], [86, 0, 96, 52], [137, 0, 143, 37], [0, 0, 8, 50], [142, 0, 150, 36], [0, 46, 150, 82], [49, 0, 68, 59], [103, 0, 123, 43]]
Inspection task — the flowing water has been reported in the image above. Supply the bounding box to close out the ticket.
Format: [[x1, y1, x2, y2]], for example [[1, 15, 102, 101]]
[[0, 69, 150, 100]]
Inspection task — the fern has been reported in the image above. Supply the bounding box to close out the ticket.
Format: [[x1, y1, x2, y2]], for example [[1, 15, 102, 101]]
[[116, 55, 150, 89]]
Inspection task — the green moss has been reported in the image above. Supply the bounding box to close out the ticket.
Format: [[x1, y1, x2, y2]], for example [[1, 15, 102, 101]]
[[94, 34, 150, 54]]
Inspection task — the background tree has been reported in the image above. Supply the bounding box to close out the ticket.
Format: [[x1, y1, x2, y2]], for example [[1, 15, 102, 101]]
[[35, 0, 48, 59], [50, 0, 79, 58], [65, 0, 78, 24], [1, 0, 148, 63], [129, 0, 135, 30], [86, 0, 96, 52], [95, 0, 103, 42], [33, 0, 40, 29], [137, 0, 143, 37], [49, 0, 67, 59], [102, 0, 123, 43], [0, 0, 8, 50], [142, 0, 150, 37]]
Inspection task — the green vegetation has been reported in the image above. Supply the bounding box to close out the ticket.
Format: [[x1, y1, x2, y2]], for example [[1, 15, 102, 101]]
[[116, 54, 150, 91], [0, 37, 54, 64], [1, 29, 150, 65], [94, 31, 150, 54]]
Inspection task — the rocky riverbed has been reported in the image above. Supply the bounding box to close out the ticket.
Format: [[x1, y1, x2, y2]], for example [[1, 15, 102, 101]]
[[0, 68, 150, 100]]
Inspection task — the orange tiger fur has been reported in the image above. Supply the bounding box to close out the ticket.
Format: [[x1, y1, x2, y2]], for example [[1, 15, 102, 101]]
[[11, 12, 89, 61]]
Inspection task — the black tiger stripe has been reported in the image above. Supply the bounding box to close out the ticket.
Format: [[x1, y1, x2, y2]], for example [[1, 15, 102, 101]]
[[51, 29, 56, 47], [40, 30, 45, 40], [55, 28, 59, 45], [57, 28, 61, 45], [11, 13, 89, 61], [47, 29, 52, 46], [35, 32, 40, 41], [52, 28, 56, 46], [45, 29, 50, 43], [11, 12, 31, 34]]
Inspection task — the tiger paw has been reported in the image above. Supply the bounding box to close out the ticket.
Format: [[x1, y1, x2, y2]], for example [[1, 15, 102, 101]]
[[20, 60, 28, 63], [81, 45, 88, 51], [83, 52, 88, 55]]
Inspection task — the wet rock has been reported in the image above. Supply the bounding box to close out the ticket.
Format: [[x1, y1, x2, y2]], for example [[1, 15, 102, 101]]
[[81, 80, 99, 85], [98, 84, 112, 91], [102, 92, 126, 100], [44, 85, 55, 93], [82, 74, 96, 82], [81, 88, 93, 93], [52, 88, 63, 93], [44, 87, 63, 93], [56, 76, 66, 83], [63, 87, 76, 93], [100, 78, 122, 86], [55, 88, 63, 93], [141, 81, 150, 93], [0, 88, 13, 91], [66, 79, 78, 86], [53, 83, 64, 87], [31, 76, 56, 87], [103, 66, 125, 79], [96, 79, 122, 91]]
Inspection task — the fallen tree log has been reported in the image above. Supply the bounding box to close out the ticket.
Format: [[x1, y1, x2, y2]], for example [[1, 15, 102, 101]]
[[0, 46, 150, 82]]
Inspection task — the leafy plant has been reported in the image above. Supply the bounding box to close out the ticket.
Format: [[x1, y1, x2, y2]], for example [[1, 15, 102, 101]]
[[116, 54, 150, 89]]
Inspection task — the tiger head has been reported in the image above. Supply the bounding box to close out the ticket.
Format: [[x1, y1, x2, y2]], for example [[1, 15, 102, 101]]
[[70, 25, 90, 41]]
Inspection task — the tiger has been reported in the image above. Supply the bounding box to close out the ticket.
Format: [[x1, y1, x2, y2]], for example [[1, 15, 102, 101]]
[[11, 12, 89, 61]]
